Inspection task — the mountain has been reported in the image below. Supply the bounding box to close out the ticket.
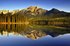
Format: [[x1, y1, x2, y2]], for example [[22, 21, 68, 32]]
[[0, 6, 70, 17], [20, 6, 47, 16], [45, 8, 70, 17], [48, 8, 60, 13]]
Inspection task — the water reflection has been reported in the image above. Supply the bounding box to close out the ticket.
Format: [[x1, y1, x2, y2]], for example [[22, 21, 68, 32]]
[[0, 15, 70, 39], [0, 23, 70, 39], [0, 17, 70, 46]]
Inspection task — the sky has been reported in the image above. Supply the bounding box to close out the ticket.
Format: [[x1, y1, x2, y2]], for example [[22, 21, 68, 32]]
[[0, 0, 70, 12]]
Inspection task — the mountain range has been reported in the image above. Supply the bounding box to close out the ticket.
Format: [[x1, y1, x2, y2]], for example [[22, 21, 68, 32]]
[[0, 6, 70, 17]]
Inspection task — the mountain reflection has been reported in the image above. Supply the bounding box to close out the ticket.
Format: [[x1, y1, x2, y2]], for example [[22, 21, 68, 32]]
[[0, 23, 46, 39], [0, 24, 70, 39]]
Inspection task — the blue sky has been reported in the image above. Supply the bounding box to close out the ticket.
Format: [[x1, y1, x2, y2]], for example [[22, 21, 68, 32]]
[[0, 0, 70, 12]]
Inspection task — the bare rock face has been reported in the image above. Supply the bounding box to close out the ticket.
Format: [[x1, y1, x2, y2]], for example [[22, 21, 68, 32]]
[[27, 6, 47, 15]]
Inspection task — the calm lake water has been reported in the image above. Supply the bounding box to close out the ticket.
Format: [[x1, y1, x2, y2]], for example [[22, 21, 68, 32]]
[[0, 24, 70, 46], [0, 34, 70, 46]]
